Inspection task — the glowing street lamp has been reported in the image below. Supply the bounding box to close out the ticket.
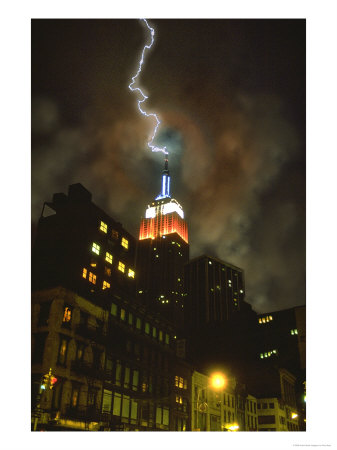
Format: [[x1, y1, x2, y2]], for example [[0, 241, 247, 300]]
[[227, 423, 240, 432], [210, 372, 226, 390]]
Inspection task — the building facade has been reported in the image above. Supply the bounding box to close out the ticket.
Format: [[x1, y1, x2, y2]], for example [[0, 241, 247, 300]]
[[184, 255, 258, 371], [31, 184, 193, 431], [191, 371, 258, 432], [257, 397, 299, 432], [136, 158, 189, 329]]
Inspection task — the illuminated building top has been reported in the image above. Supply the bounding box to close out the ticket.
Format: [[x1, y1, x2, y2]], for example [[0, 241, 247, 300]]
[[139, 158, 188, 243]]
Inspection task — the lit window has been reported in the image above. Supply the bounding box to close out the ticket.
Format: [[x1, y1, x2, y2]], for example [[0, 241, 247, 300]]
[[269, 315, 273, 320], [63, 306, 72, 323], [58, 337, 69, 365], [145, 322, 150, 334], [103, 281, 110, 290], [100, 221, 108, 233], [259, 318, 262, 324], [82, 268, 87, 279], [111, 303, 117, 316], [92, 242, 100, 255], [118, 261, 125, 273], [105, 252, 113, 264], [165, 334, 169, 345], [120, 309, 126, 321], [88, 272, 96, 284], [104, 266, 111, 277], [136, 318, 141, 330], [128, 269, 135, 278], [159, 330, 163, 341], [121, 237, 129, 249], [176, 395, 182, 404]]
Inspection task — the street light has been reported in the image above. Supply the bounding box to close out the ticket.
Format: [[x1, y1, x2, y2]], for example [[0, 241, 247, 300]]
[[209, 372, 240, 432], [227, 423, 239, 431], [210, 372, 226, 390]]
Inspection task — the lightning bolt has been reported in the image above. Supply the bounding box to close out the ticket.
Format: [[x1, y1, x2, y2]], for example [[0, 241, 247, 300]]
[[129, 19, 168, 155]]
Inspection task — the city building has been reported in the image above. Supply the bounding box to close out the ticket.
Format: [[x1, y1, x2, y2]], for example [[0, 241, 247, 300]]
[[136, 157, 189, 329], [31, 184, 193, 431], [256, 306, 306, 375], [256, 305, 306, 429], [184, 255, 258, 371], [257, 397, 299, 432], [191, 371, 258, 431], [32, 183, 137, 301], [244, 365, 300, 431]]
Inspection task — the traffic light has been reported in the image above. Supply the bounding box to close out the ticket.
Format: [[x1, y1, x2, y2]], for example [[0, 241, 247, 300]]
[[50, 376, 58, 389], [41, 374, 50, 390]]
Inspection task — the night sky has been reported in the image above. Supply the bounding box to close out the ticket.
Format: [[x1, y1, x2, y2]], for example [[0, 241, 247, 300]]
[[31, 19, 306, 314]]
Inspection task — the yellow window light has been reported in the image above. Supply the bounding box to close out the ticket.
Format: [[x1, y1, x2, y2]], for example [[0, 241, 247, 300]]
[[121, 237, 129, 249], [92, 242, 100, 255], [102, 281, 110, 290], [128, 269, 135, 278], [105, 252, 113, 264], [100, 221, 107, 233], [118, 261, 125, 273], [82, 268, 87, 279], [89, 272, 96, 284], [63, 307, 72, 322]]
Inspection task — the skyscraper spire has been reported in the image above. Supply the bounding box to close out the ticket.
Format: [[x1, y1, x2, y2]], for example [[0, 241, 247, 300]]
[[156, 155, 171, 200]]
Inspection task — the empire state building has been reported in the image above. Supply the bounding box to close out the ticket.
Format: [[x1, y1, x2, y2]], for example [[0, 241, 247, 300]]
[[136, 157, 189, 328]]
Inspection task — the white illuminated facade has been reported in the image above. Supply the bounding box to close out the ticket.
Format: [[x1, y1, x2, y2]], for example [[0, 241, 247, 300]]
[[145, 198, 184, 219]]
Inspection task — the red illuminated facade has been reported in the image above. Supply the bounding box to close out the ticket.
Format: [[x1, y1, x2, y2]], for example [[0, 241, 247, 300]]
[[139, 210, 188, 243], [136, 159, 189, 329]]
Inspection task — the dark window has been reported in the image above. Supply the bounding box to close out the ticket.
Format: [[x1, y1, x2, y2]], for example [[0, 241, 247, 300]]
[[258, 415, 275, 425], [105, 355, 113, 379], [71, 383, 80, 408], [262, 403, 268, 409], [269, 402, 274, 409], [87, 388, 97, 408], [76, 342, 85, 361], [132, 370, 139, 391], [79, 311, 89, 327], [124, 367, 130, 388], [38, 302, 51, 326]]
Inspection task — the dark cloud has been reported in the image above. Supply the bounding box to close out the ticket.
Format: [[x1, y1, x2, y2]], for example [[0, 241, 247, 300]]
[[31, 19, 305, 313]]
